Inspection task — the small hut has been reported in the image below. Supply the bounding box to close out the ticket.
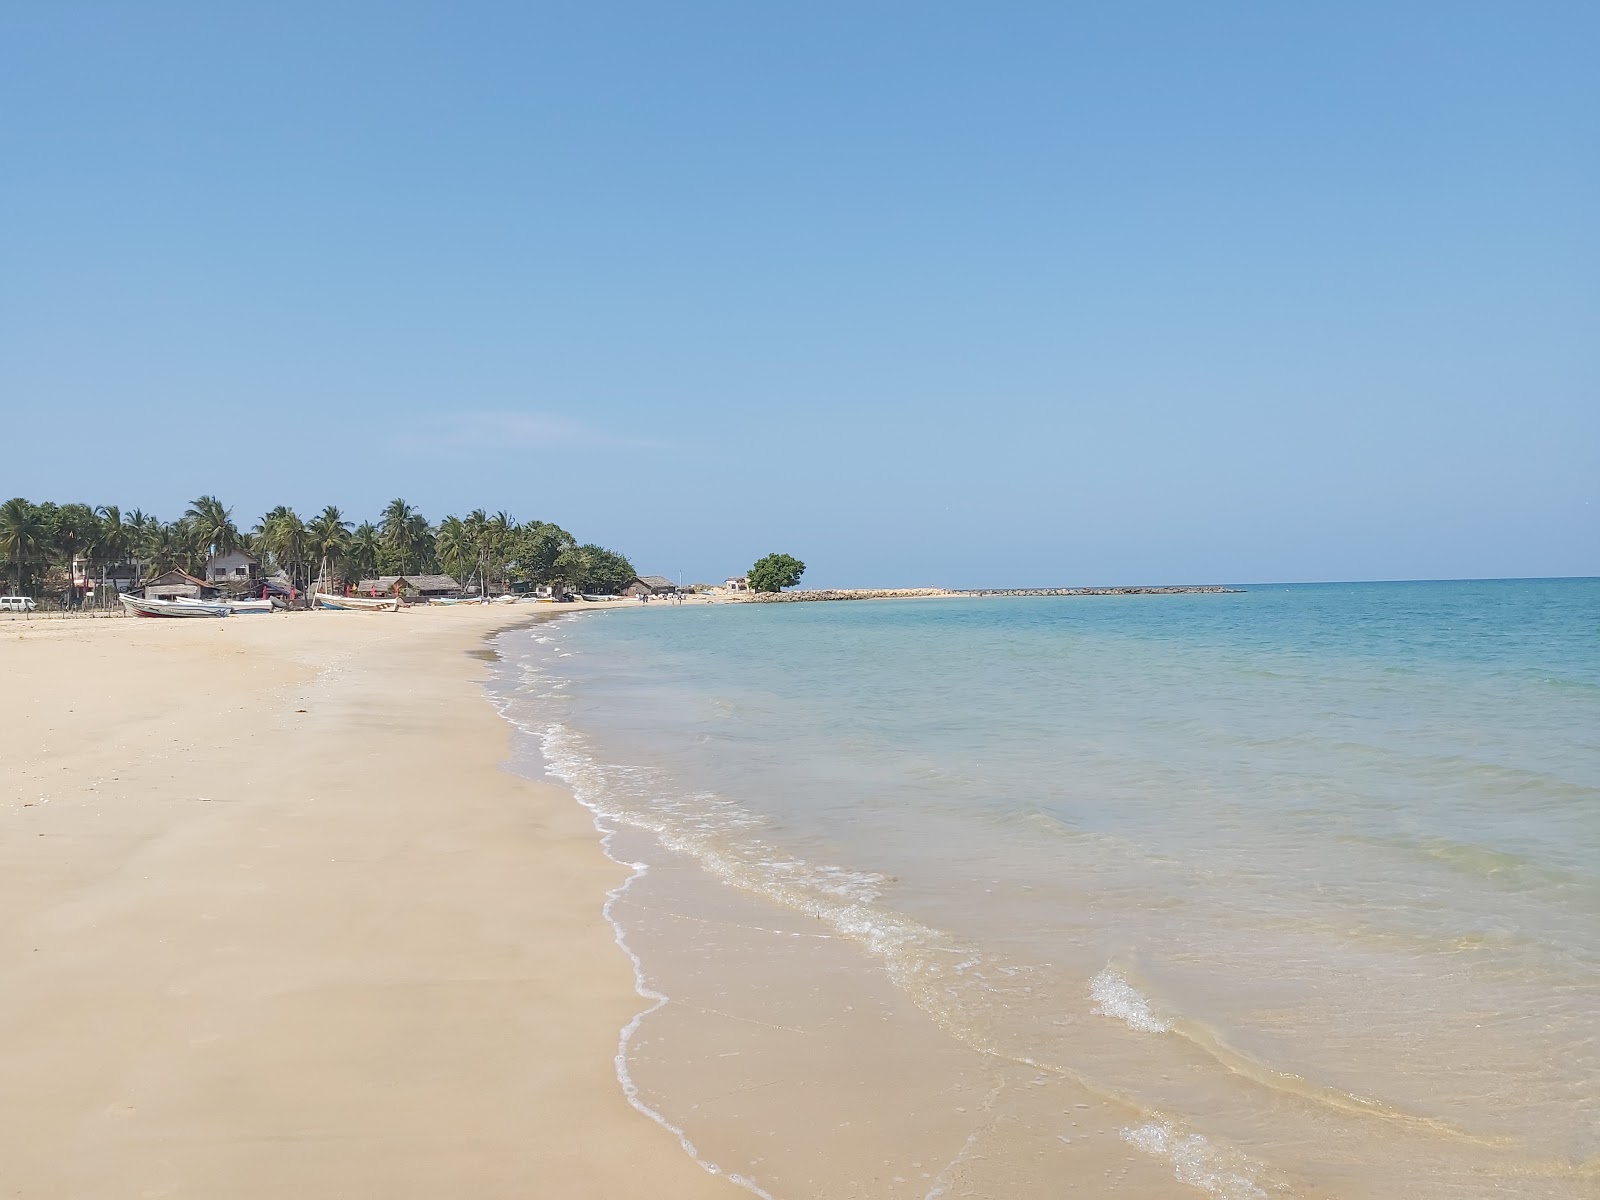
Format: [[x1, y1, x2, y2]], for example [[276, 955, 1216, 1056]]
[[621, 575, 678, 598], [143, 570, 215, 601], [354, 574, 462, 601]]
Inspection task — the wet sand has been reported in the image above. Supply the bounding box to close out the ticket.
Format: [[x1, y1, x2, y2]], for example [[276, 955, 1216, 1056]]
[[0, 604, 737, 1199]]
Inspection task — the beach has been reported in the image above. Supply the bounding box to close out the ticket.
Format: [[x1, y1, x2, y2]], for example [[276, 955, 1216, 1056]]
[[0, 605, 736, 1199], [5, 583, 1596, 1200]]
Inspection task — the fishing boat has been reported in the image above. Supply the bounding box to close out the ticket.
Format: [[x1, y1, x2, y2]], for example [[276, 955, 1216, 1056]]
[[314, 591, 401, 612], [426, 596, 470, 606], [121, 594, 230, 618], [173, 596, 273, 614]]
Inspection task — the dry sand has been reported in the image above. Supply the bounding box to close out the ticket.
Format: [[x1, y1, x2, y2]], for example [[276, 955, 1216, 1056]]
[[0, 604, 737, 1199]]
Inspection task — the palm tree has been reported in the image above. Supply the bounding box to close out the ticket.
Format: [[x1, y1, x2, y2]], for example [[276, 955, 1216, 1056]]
[[145, 521, 188, 576], [403, 512, 434, 574], [126, 510, 159, 581], [185, 494, 239, 564], [379, 498, 416, 571], [434, 515, 470, 581], [308, 505, 352, 587], [94, 505, 129, 568], [487, 510, 514, 592], [257, 506, 309, 590], [349, 521, 381, 584], [52, 504, 98, 607], [0, 497, 47, 594]]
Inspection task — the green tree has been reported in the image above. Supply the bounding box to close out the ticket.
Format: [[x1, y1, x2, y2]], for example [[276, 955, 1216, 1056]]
[[510, 520, 575, 586], [184, 494, 238, 561], [0, 497, 47, 594], [748, 552, 805, 593], [125, 509, 158, 580], [553, 544, 636, 594], [379, 498, 427, 573], [434, 515, 471, 581], [94, 505, 129, 571], [52, 503, 98, 606], [308, 505, 352, 586], [348, 521, 381, 583], [257, 507, 309, 590]]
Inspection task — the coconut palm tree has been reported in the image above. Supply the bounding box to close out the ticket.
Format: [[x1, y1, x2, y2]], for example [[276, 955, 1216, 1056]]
[[403, 512, 434, 574], [0, 497, 47, 594], [126, 510, 159, 580], [94, 505, 129, 569], [379, 498, 416, 570], [185, 494, 239, 563], [434, 515, 470, 581], [308, 505, 352, 587], [348, 521, 381, 584], [49, 504, 98, 607], [257, 506, 309, 590], [145, 521, 189, 576]]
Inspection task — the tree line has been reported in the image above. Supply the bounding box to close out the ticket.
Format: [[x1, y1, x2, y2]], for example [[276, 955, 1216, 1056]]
[[0, 495, 637, 602]]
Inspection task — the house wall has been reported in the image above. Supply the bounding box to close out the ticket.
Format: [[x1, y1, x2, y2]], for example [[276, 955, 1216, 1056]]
[[205, 551, 259, 582]]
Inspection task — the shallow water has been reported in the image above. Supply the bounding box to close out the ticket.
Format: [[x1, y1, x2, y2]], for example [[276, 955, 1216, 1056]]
[[488, 581, 1600, 1198]]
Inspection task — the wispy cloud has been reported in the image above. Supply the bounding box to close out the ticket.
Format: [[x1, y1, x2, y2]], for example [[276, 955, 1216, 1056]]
[[390, 410, 666, 455]]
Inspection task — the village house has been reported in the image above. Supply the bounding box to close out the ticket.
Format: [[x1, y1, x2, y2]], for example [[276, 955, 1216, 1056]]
[[724, 576, 750, 592], [621, 575, 679, 598], [71, 555, 138, 596], [204, 549, 260, 586], [143, 569, 216, 601]]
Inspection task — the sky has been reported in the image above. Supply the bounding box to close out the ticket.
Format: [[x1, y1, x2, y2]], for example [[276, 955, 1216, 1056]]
[[1, 2, 1595, 587]]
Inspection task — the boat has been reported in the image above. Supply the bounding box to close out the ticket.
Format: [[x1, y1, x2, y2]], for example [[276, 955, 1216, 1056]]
[[426, 596, 470, 606], [314, 591, 401, 612], [173, 596, 273, 614], [121, 594, 230, 618]]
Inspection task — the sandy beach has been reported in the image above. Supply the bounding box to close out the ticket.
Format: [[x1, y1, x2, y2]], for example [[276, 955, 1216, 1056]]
[[0, 604, 736, 1199]]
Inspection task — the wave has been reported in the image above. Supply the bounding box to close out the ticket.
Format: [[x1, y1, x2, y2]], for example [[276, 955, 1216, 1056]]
[[1090, 968, 1171, 1034], [1121, 1122, 1266, 1200]]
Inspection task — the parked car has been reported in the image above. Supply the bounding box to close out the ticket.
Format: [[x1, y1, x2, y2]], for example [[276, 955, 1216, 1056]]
[[0, 596, 38, 613]]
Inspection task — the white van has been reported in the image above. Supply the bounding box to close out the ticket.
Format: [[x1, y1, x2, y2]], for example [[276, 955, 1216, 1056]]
[[0, 596, 37, 613]]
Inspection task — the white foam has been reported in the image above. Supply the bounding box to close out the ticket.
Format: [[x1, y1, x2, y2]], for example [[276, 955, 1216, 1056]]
[[1090, 968, 1171, 1034], [1121, 1122, 1266, 1200]]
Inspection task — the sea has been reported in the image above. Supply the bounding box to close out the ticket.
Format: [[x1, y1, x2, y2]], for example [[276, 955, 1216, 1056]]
[[485, 580, 1599, 1199]]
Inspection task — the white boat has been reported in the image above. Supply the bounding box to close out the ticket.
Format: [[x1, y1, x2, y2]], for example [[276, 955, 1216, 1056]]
[[426, 596, 470, 606], [121, 594, 230, 618], [314, 591, 401, 612], [174, 596, 273, 614]]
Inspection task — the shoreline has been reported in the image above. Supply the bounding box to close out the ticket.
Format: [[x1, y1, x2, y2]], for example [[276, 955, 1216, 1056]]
[[0, 604, 737, 1198]]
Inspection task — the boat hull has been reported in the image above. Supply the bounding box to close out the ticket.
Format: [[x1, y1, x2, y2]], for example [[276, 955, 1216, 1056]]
[[174, 596, 273, 613], [121, 594, 230, 618], [314, 592, 401, 612]]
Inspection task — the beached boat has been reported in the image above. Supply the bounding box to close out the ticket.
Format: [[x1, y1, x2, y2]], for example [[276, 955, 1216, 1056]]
[[314, 591, 401, 612], [173, 596, 273, 614], [121, 594, 230, 618], [426, 596, 471, 606]]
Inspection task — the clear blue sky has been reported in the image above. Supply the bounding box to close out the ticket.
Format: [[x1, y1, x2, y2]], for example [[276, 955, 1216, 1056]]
[[2, 2, 1595, 586]]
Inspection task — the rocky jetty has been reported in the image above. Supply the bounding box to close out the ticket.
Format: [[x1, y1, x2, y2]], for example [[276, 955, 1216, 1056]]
[[746, 585, 1242, 603]]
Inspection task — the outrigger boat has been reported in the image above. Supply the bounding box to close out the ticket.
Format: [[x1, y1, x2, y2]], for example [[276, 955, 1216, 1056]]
[[314, 591, 401, 612], [121, 594, 230, 618]]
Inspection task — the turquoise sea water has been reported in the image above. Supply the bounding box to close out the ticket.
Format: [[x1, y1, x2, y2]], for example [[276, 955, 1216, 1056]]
[[492, 580, 1599, 1198]]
